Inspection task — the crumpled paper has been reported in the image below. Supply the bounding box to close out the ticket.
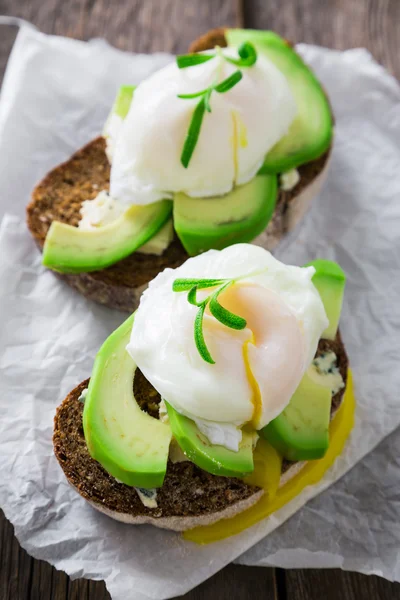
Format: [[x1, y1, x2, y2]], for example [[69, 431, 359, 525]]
[[0, 24, 400, 600]]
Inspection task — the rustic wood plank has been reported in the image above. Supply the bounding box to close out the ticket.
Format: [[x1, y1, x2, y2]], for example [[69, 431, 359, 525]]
[[243, 0, 400, 78], [0, 509, 33, 599], [79, 0, 242, 53], [0, 24, 17, 86], [0, 0, 399, 599], [285, 569, 400, 600], [68, 577, 110, 600], [180, 564, 277, 599], [0, 0, 241, 54]]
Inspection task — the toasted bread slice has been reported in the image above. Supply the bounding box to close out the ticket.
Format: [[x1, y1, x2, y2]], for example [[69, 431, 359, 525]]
[[28, 30, 332, 313], [53, 333, 347, 531], [27, 137, 187, 312], [53, 379, 263, 531]]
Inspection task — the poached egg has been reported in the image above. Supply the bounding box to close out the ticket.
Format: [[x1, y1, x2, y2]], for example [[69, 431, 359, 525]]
[[110, 47, 297, 205], [127, 245, 328, 450]]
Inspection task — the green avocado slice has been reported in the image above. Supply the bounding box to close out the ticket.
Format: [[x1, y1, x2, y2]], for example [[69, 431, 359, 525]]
[[102, 85, 135, 138], [43, 200, 172, 273], [83, 314, 172, 489], [165, 402, 254, 478], [226, 29, 333, 174], [111, 85, 135, 119], [306, 259, 346, 340], [137, 218, 174, 255], [173, 174, 277, 256], [259, 371, 332, 461]]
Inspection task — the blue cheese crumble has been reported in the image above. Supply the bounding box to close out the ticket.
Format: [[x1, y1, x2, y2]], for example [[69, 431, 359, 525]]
[[135, 487, 158, 508], [308, 351, 345, 396], [280, 168, 300, 191], [78, 388, 88, 403]]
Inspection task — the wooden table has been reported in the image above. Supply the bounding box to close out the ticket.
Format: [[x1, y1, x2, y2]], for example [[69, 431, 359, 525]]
[[0, 1, 399, 598]]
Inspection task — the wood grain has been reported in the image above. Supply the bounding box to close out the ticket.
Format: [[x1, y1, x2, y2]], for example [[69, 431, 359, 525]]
[[0, 0, 400, 599], [0, 508, 279, 599], [243, 0, 400, 78], [285, 569, 400, 600]]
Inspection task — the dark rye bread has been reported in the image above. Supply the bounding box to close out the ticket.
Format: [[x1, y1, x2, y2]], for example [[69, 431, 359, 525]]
[[53, 332, 347, 530], [26, 137, 187, 312], [54, 379, 263, 531], [27, 30, 332, 313]]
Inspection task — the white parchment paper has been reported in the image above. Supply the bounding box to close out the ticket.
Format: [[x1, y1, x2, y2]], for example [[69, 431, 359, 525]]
[[0, 25, 400, 599]]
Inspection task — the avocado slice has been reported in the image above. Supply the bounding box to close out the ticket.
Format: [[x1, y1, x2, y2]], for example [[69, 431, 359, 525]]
[[43, 200, 172, 273], [306, 259, 346, 340], [103, 86, 135, 160], [103, 85, 135, 140], [137, 218, 174, 255], [83, 314, 172, 488], [111, 85, 135, 119], [226, 29, 333, 174], [259, 372, 332, 461], [165, 402, 254, 477], [173, 174, 277, 256]]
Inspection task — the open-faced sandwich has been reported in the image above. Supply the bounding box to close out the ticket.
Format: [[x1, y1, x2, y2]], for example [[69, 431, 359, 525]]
[[53, 244, 354, 542], [28, 28, 333, 312]]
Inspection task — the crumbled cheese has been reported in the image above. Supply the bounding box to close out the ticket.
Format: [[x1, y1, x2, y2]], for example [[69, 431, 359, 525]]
[[169, 438, 189, 463], [308, 351, 345, 396], [280, 168, 300, 191], [77, 190, 170, 256], [136, 220, 174, 256], [135, 487, 158, 508], [158, 401, 189, 463], [78, 388, 88, 403], [158, 399, 169, 424], [78, 190, 125, 231], [194, 418, 242, 452]]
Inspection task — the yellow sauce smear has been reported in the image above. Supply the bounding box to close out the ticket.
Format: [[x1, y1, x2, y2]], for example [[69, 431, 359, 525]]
[[230, 111, 239, 182], [184, 370, 356, 544], [237, 113, 248, 148], [242, 335, 262, 428]]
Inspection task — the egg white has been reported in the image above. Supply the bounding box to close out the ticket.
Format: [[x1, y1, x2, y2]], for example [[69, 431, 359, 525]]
[[127, 244, 328, 444], [110, 48, 297, 205]]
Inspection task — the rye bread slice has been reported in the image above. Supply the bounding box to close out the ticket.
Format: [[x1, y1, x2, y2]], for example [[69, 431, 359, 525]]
[[27, 30, 332, 313], [53, 332, 347, 530], [26, 137, 187, 312], [53, 378, 263, 531]]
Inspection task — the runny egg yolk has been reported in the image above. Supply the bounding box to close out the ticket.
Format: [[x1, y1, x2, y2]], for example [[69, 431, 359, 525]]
[[242, 333, 262, 428], [230, 111, 249, 183], [230, 111, 239, 182], [216, 283, 306, 430]]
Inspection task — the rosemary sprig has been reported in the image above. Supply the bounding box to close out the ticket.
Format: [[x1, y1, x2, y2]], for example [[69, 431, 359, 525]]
[[176, 42, 257, 168], [172, 278, 226, 292], [225, 42, 257, 67], [172, 277, 248, 364], [176, 42, 257, 69], [176, 53, 215, 68], [209, 281, 247, 330], [180, 97, 207, 170], [179, 70, 243, 168], [213, 70, 243, 93]]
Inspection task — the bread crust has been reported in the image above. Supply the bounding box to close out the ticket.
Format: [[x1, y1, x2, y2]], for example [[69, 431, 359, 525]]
[[53, 333, 347, 531], [79, 485, 264, 531], [54, 380, 264, 532]]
